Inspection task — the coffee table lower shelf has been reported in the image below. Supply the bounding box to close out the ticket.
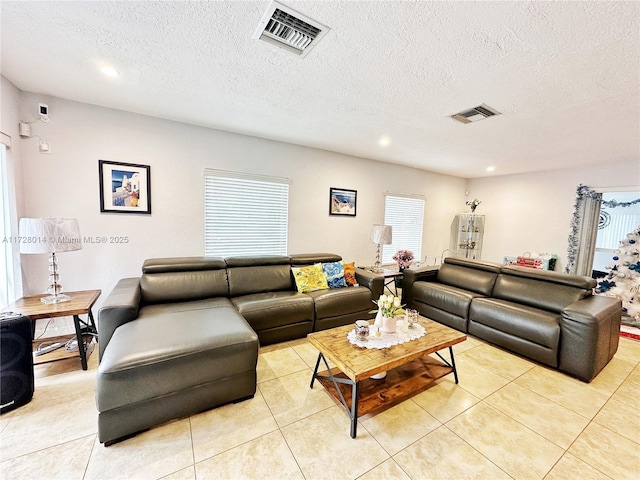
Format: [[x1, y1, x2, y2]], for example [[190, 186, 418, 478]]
[[311, 350, 457, 438]]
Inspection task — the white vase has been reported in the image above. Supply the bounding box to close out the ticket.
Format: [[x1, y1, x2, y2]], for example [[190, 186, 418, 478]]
[[381, 316, 397, 333]]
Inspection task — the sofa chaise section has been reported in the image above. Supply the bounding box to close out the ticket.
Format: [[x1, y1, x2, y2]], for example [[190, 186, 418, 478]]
[[96, 305, 258, 445], [96, 257, 259, 445]]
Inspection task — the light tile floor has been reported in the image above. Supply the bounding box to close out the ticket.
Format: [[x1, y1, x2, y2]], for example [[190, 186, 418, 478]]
[[1, 335, 639, 480]]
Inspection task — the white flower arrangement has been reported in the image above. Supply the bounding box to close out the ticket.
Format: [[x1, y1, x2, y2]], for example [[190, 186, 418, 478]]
[[370, 294, 405, 318]]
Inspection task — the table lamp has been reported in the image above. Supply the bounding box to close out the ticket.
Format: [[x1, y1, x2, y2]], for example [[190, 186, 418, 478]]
[[370, 224, 392, 272], [19, 218, 82, 304]]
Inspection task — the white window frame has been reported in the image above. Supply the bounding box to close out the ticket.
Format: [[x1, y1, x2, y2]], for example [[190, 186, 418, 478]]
[[204, 169, 290, 257], [381, 193, 425, 264], [1, 136, 22, 307]]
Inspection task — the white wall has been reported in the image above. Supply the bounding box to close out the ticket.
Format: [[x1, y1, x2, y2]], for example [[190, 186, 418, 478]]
[[13, 91, 466, 308], [8, 87, 639, 319], [467, 163, 640, 271]]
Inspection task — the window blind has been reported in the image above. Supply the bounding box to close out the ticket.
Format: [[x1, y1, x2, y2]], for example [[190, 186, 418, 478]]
[[381, 194, 425, 264], [596, 212, 640, 249], [204, 171, 289, 256]]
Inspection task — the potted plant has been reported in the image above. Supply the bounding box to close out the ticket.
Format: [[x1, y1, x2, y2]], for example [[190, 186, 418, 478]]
[[466, 198, 481, 212], [393, 249, 414, 271]]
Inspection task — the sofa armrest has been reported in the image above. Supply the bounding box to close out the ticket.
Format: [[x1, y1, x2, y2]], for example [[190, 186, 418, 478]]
[[97, 278, 141, 361], [401, 265, 439, 307], [355, 268, 384, 299], [559, 295, 621, 382]]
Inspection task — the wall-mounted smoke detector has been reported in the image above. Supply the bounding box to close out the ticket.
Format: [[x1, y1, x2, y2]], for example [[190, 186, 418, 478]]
[[253, 1, 330, 58], [451, 104, 501, 124]]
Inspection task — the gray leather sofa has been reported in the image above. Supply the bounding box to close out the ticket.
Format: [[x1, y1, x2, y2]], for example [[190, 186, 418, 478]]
[[402, 257, 621, 382], [96, 253, 382, 445]]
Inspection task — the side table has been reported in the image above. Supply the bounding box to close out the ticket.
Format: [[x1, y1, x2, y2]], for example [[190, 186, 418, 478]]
[[361, 267, 403, 296], [3, 290, 101, 370]]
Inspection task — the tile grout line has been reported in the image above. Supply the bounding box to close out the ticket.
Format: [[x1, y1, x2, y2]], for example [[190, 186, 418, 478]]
[[440, 422, 516, 480], [81, 433, 97, 480]]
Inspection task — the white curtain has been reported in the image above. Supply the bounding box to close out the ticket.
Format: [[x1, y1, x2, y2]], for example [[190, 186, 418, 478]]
[[1, 137, 23, 306], [567, 186, 602, 276]]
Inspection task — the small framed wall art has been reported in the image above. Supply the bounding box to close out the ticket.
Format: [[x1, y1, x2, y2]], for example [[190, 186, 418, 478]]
[[329, 187, 357, 217], [99, 160, 151, 214]]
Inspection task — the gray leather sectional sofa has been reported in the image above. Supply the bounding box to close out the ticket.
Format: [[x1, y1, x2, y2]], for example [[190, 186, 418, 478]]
[[96, 253, 382, 445], [402, 257, 621, 382]]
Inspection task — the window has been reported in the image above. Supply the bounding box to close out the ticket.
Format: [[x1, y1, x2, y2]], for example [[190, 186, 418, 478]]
[[204, 170, 290, 256], [381, 194, 425, 264], [592, 191, 640, 273], [596, 192, 640, 249]]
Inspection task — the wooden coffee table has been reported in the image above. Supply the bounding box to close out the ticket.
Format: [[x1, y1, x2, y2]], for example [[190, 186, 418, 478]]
[[308, 317, 466, 438]]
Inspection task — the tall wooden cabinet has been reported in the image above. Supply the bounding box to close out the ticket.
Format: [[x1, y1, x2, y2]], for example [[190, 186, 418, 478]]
[[450, 213, 484, 260]]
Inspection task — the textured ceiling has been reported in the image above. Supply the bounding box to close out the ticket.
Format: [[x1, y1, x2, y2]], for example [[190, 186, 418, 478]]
[[1, 1, 638, 178]]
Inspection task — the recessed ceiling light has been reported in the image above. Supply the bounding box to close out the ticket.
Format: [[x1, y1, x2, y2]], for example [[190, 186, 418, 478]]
[[486, 166, 496, 172], [100, 66, 119, 77], [379, 136, 390, 147]]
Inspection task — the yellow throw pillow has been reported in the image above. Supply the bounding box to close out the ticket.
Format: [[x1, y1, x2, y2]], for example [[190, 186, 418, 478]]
[[292, 263, 329, 293]]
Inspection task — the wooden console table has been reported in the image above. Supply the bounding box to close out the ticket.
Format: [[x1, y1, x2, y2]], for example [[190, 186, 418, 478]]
[[3, 290, 101, 370]]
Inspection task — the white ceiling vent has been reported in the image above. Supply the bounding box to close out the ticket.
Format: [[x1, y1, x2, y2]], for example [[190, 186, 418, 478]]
[[253, 1, 329, 58], [451, 104, 501, 124]]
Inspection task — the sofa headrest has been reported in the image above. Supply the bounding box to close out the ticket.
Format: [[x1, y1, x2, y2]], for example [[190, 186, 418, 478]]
[[289, 253, 342, 265], [500, 265, 596, 289], [438, 260, 499, 296], [443, 257, 502, 273], [224, 255, 291, 267], [140, 257, 229, 304], [142, 257, 226, 274]]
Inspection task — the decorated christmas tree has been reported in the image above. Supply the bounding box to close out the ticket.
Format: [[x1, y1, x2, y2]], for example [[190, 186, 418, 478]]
[[596, 226, 640, 326]]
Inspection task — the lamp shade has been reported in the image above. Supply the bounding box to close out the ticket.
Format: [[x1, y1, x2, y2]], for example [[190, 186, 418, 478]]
[[19, 218, 82, 254], [370, 224, 392, 245]]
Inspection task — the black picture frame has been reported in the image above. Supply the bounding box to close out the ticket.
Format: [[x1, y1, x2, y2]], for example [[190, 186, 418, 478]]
[[99, 160, 151, 214], [329, 187, 357, 217]]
